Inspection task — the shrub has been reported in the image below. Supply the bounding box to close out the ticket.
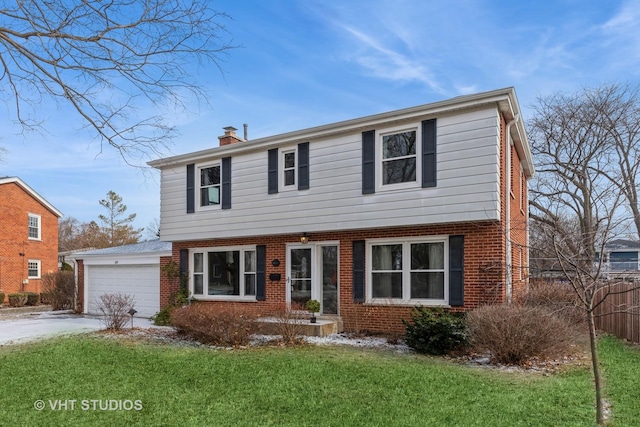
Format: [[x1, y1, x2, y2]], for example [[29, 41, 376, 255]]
[[41, 271, 76, 310], [170, 304, 259, 347], [151, 305, 175, 326], [152, 287, 189, 326], [8, 293, 27, 307], [518, 281, 584, 327], [96, 293, 136, 330], [402, 307, 467, 355], [0, 292, 5, 306], [24, 292, 40, 306], [267, 303, 306, 346], [466, 304, 574, 365]]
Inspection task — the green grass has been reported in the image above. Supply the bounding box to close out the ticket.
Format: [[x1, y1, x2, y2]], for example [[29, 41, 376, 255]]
[[599, 335, 640, 425], [0, 334, 637, 426]]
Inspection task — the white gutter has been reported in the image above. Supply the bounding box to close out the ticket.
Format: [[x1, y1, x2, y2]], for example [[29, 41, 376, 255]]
[[505, 114, 519, 304]]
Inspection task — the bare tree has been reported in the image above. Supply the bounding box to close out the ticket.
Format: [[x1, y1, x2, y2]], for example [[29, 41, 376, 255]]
[[58, 216, 81, 252], [98, 190, 142, 247], [529, 86, 640, 425], [586, 84, 640, 237], [0, 1, 234, 165], [144, 217, 161, 240]]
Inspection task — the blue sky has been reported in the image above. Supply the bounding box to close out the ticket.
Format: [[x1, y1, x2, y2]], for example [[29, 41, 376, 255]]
[[2, 0, 639, 237]]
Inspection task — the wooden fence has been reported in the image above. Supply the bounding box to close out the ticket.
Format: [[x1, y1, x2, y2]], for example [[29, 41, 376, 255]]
[[593, 282, 640, 344]]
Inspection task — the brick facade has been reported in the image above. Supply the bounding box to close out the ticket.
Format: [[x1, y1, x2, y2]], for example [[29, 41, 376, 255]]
[[167, 221, 511, 334], [0, 180, 61, 302]]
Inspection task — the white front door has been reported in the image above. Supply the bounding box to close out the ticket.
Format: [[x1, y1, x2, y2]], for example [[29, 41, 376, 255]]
[[287, 243, 339, 315]]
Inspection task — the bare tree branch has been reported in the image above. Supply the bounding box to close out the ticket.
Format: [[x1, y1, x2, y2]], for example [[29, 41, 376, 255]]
[[0, 0, 235, 165]]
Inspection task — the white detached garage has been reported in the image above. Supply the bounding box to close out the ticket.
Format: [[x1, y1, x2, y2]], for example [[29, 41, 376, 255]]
[[72, 240, 172, 317]]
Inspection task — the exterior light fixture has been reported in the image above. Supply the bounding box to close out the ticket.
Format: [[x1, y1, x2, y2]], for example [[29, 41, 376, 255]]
[[128, 308, 137, 328], [300, 232, 309, 244]]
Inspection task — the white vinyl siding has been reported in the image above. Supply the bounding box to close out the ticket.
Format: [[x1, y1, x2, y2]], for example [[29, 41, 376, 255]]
[[159, 107, 501, 241]]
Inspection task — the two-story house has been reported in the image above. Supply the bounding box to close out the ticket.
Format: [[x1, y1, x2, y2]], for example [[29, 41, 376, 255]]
[[0, 177, 62, 302], [149, 87, 533, 333]]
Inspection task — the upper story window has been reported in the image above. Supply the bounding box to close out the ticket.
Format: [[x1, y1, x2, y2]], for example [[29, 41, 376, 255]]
[[283, 150, 296, 187], [28, 260, 41, 279], [268, 143, 309, 194], [362, 119, 435, 195], [367, 237, 447, 304], [28, 213, 41, 240], [382, 130, 417, 185], [200, 164, 221, 207], [192, 246, 257, 299]]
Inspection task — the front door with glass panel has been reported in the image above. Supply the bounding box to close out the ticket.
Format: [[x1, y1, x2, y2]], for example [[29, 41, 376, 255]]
[[287, 244, 338, 315]]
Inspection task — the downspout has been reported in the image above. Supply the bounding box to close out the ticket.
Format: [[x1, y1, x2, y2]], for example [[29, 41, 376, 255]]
[[505, 115, 519, 304]]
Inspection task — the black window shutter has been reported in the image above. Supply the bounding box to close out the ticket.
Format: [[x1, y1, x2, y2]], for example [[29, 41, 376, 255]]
[[256, 245, 266, 301], [298, 142, 309, 190], [422, 119, 437, 188], [352, 240, 365, 303], [449, 235, 464, 306], [268, 149, 278, 194], [186, 164, 195, 213], [362, 130, 375, 194], [179, 249, 189, 292], [222, 157, 231, 209]]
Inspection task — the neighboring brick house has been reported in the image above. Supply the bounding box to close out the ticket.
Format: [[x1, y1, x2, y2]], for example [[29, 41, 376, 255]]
[[149, 87, 533, 333], [0, 177, 62, 301]]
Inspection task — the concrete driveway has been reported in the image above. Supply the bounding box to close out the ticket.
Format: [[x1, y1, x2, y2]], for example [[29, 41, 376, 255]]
[[0, 310, 153, 345]]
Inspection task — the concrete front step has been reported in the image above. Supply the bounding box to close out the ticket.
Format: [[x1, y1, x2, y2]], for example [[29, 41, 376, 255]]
[[257, 315, 343, 337]]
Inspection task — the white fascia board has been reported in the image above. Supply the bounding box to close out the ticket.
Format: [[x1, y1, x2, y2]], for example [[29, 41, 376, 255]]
[[75, 250, 171, 265]]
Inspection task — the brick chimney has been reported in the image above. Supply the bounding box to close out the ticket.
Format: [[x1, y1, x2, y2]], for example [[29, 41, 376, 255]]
[[218, 126, 244, 146]]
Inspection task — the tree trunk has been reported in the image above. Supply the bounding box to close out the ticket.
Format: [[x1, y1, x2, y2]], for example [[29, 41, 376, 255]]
[[587, 309, 604, 425]]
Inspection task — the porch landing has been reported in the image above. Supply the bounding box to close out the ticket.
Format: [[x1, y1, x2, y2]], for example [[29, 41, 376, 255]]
[[257, 316, 344, 337]]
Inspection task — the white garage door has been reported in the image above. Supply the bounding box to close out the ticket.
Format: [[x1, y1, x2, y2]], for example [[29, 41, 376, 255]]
[[87, 264, 160, 317]]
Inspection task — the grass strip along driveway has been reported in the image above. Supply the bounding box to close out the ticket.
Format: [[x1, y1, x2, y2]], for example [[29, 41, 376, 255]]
[[0, 334, 638, 426]]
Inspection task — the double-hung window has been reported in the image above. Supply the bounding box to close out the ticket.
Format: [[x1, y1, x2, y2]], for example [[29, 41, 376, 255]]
[[28, 260, 41, 279], [381, 129, 417, 185], [28, 213, 41, 240], [283, 150, 296, 188], [200, 164, 221, 207], [191, 247, 256, 299], [368, 238, 447, 304]]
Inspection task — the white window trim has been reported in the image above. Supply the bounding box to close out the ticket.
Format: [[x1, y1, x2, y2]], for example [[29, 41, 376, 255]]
[[197, 163, 222, 211], [189, 245, 257, 301], [375, 123, 422, 192], [280, 147, 297, 192], [28, 213, 41, 240], [27, 259, 41, 279], [366, 236, 448, 306]]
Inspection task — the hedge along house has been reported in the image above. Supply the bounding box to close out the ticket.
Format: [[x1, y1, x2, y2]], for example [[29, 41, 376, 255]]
[[149, 87, 533, 333]]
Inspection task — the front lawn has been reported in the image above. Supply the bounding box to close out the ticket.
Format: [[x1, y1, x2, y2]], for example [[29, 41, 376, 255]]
[[0, 334, 636, 426]]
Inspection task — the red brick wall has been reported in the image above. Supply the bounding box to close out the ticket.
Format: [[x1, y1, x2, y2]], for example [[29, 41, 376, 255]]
[[0, 182, 59, 301], [159, 255, 180, 308], [497, 115, 530, 303], [166, 221, 506, 334]]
